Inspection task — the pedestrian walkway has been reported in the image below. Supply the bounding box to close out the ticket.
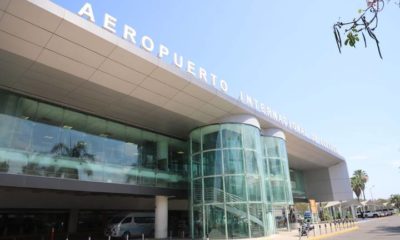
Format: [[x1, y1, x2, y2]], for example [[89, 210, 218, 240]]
[[269, 220, 358, 240]]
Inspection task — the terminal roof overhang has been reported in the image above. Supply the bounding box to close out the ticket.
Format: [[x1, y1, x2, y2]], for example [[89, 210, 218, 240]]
[[0, 0, 345, 170]]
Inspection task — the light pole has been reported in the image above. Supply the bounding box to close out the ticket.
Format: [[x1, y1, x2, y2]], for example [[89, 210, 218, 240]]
[[369, 185, 375, 202]]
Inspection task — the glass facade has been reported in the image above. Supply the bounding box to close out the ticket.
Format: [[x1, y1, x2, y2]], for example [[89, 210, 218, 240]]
[[0, 89, 301, 239], [190, 124, 273, 239], [290, 169, 306, 200], [0, 90, 187, 188], [189, 125, 297, 239], [261, 135, 293, 231], [261, 136, 293, 205]]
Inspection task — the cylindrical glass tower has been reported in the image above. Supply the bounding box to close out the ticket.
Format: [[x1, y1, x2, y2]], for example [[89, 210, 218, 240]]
[[261, 129, 293, 231], [189, 115, 273, 239]]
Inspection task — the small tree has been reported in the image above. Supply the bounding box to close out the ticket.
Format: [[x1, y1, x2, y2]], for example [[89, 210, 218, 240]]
[[389, 194, 400, 209]]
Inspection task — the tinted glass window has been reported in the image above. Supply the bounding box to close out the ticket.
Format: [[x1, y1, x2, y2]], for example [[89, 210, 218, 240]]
[[134, 217, 154, 224], [122, 217, 132, 224]]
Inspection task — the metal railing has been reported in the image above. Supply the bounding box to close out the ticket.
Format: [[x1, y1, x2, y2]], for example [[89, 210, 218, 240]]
[[298, 219, 357, 239]]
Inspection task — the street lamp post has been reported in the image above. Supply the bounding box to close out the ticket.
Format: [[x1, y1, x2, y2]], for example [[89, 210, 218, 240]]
[[369, 185, 375, 202]]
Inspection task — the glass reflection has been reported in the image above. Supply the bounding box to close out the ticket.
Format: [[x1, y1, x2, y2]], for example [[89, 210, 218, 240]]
[[0, 90, 187, 189], [190, 123, 268, 239]]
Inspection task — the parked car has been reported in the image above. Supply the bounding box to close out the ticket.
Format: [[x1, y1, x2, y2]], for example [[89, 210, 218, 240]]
[[389, 208, 395, 215], [104, 212, 154, 238], [377, 210, 386, 217], [383, 208, 393, 216], [363, 210, 380, 218]]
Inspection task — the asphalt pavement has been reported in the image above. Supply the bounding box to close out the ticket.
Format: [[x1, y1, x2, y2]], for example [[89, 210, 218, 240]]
[[327, 215, 400, 240]]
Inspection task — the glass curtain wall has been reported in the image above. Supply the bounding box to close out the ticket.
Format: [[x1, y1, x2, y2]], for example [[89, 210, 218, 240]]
[[190, 123, 272, 239], [290, 169, 306, 200], [261, 135, 293, 231], [0, 90, 187, 189]]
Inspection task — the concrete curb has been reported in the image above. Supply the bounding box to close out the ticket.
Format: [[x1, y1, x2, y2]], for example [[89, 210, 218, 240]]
[[308, 226, 359, 240]]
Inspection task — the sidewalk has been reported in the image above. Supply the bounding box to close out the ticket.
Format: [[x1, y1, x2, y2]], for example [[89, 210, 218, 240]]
[[269, 220, 359, 240]]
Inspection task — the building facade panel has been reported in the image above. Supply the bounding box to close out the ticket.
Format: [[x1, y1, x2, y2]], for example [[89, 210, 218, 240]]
[[0, 1, 353, 239]]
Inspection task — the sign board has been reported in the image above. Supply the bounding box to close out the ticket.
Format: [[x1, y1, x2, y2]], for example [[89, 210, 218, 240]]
[[309, 199, 318, 214]]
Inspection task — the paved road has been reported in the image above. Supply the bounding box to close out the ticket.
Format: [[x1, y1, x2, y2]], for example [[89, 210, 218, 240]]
[[328, 215, 400, 239]]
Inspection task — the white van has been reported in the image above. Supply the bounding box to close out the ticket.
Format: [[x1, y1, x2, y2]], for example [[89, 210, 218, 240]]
[[104, 212, 155, 238]]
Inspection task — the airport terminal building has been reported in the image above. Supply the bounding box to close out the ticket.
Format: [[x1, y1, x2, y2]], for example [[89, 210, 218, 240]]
[[0, 1, 353, 239]]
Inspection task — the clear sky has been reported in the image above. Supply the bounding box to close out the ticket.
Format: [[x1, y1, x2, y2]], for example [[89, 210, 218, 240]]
[[51, 0, 400, 199]]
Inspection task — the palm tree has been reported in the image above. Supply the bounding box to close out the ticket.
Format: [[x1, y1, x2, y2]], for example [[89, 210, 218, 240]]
[[353, 170, 368, 201], [51, 141, 95, 178], [351, 176, 363, 202]]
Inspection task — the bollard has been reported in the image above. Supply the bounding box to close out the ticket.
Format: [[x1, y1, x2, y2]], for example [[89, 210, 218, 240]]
[[66, 235, 69, 240], [50, 227, 55, 240], [313, 226, 316, 236], [141, 233, 144, 240], [324, 224, 327, 234], [108, 236, 111, 240], [170, 230, 172, 240], [88, 235, 91, 240], [330, 222, 332, 233], [319, 225, 321, 235]]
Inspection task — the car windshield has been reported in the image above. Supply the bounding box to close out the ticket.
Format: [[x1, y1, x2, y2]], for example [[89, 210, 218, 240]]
[[109, 216, 125, 224]]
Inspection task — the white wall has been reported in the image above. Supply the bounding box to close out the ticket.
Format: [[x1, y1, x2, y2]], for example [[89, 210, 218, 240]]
[[304, 168, 334, 202], [328, 162, 353, 201], [304, 161, 353, 202]]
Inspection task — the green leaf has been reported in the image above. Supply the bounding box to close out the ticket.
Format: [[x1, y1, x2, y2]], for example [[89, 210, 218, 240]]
[[358, 9, 363, 14]]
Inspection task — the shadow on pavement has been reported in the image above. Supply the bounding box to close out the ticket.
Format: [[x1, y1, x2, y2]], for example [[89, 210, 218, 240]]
[[369, 225, 400, 237]]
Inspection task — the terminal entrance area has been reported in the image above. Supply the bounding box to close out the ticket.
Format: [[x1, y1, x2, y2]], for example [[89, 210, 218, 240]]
[[0, 210, 69, 238], [0, 210, 188, 240], [0, 188, 189, 240]]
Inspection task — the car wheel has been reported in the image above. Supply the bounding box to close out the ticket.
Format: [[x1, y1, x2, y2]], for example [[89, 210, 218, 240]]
[[122, 231, 130, 240]]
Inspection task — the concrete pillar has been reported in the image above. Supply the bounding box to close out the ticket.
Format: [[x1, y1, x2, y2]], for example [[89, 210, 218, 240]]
[[155, 196, 168, 239], [351, 205, 357, 219], [67, 209, 79, 233], [157, 140, 168, 170]]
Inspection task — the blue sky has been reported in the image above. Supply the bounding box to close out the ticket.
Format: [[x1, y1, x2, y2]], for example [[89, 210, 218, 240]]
[[52, 0, 400, 199]]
